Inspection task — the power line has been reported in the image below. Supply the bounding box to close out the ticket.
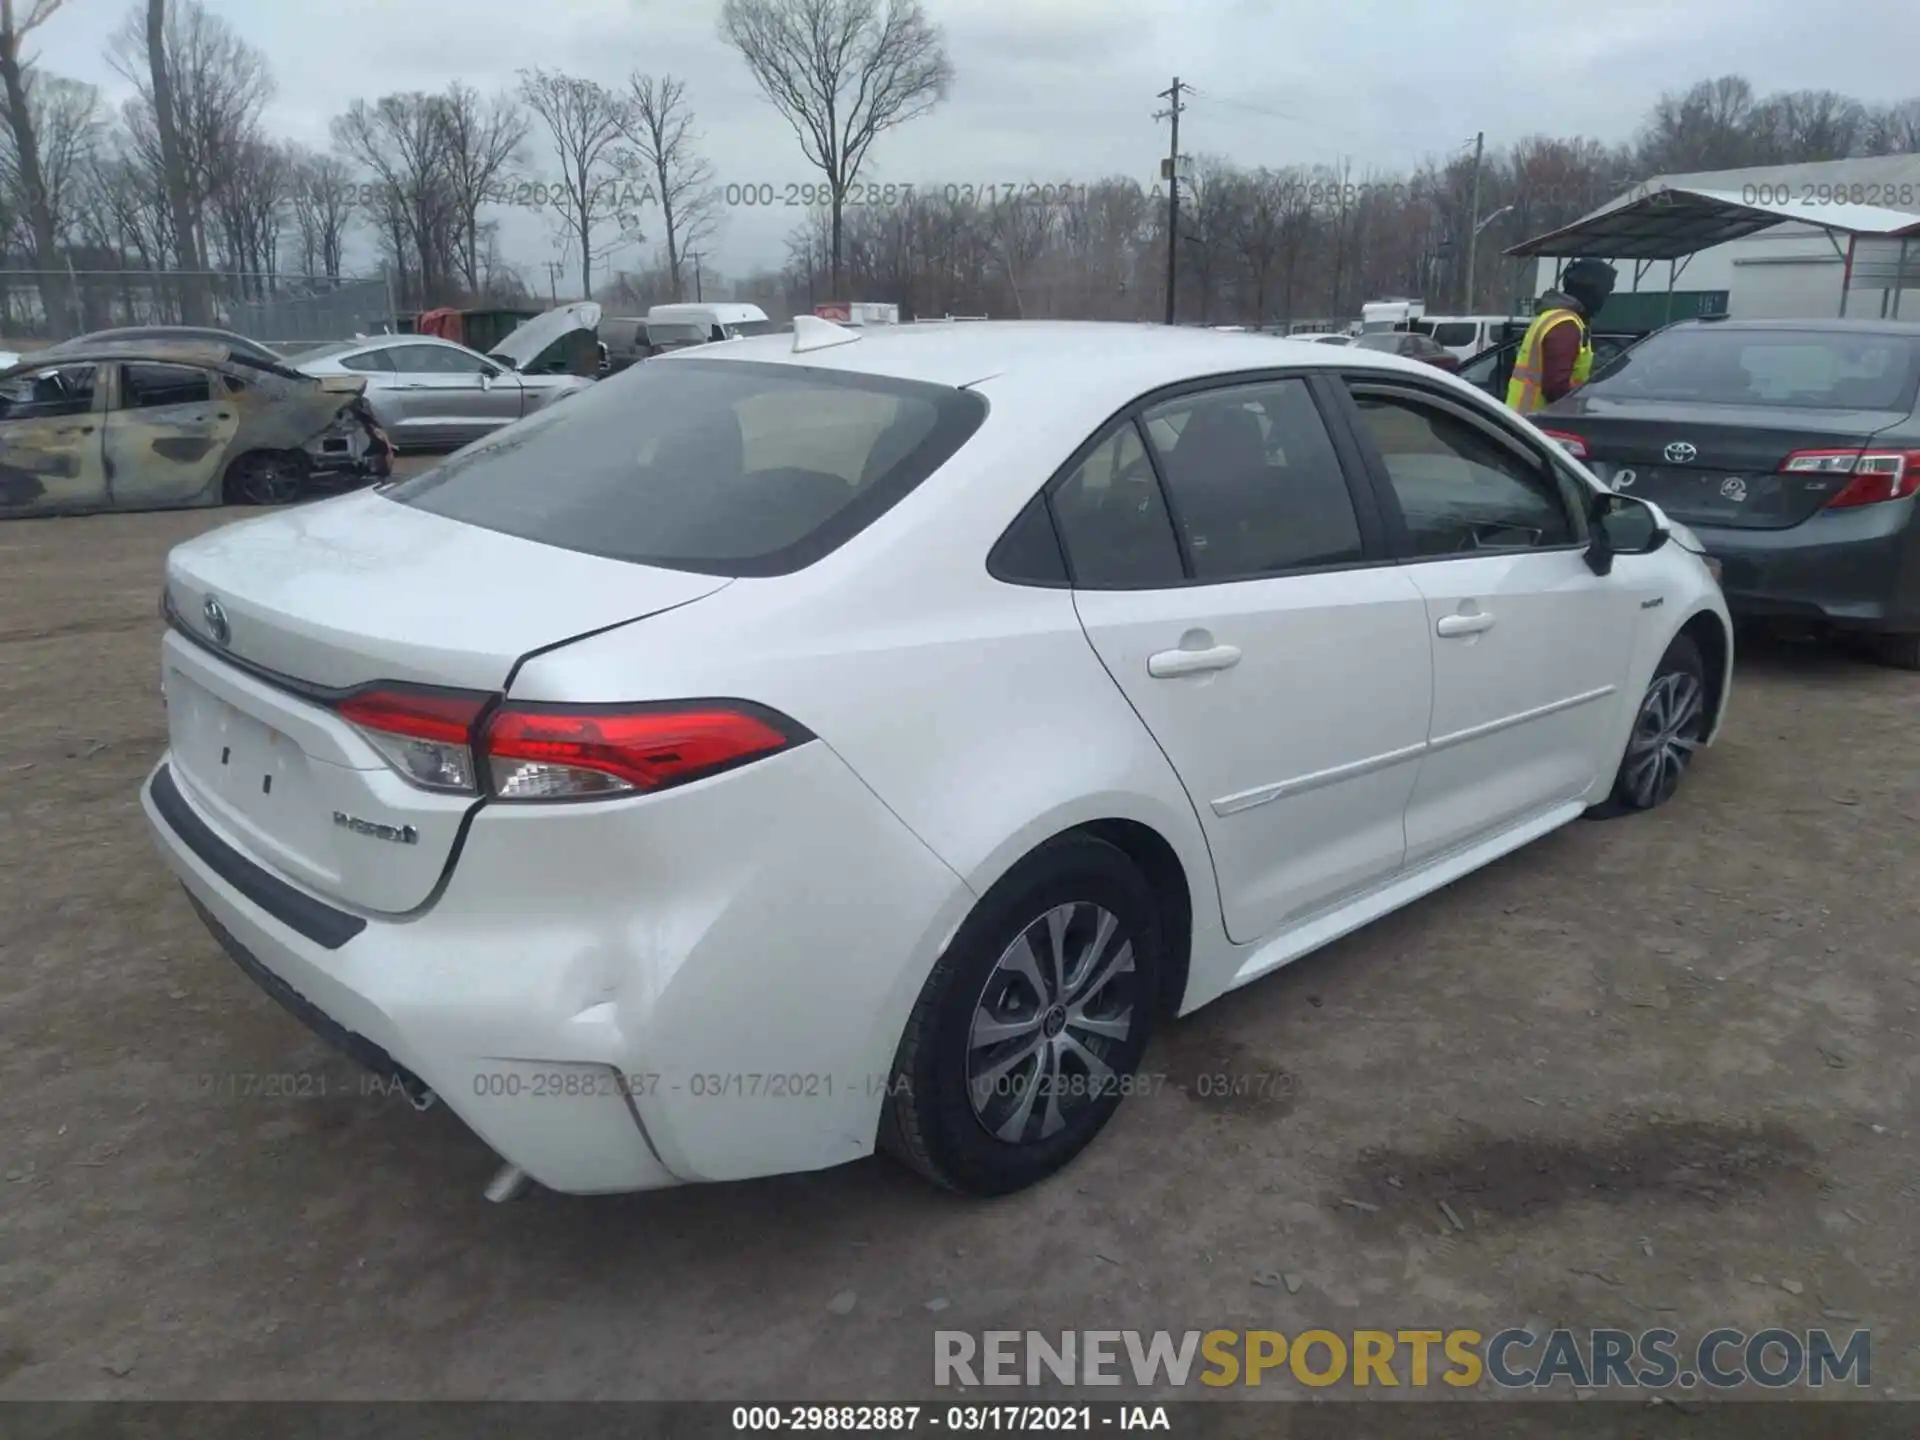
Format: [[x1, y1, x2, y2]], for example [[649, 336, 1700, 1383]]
[[1182, 87, 1473, 159]]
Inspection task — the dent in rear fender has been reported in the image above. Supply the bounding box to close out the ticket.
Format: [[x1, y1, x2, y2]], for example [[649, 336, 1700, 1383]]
[[425, 739, 977, 1183]]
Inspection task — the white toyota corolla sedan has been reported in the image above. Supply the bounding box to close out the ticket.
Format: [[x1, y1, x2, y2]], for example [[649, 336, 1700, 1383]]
[[143, 319, 1732, 1199]]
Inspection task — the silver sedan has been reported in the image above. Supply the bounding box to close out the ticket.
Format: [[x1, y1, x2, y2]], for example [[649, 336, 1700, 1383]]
[[295, 329, 593, 450]]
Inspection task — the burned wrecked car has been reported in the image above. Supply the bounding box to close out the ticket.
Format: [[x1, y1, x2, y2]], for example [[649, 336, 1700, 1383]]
[[0, 341, 392, 518]]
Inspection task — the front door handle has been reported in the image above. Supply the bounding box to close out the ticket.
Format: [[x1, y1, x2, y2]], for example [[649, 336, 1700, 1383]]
[[1147, 643, 1242, 678], [1436, 612, 1496, 637]]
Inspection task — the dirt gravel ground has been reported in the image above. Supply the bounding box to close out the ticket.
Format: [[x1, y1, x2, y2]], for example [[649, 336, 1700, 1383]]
[[2, 479, 1918, 1407]]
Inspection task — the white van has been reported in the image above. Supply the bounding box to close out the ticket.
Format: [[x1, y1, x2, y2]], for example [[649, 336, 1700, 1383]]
[[645, 302, 775, 343], [1410, 314, 1524, 362]]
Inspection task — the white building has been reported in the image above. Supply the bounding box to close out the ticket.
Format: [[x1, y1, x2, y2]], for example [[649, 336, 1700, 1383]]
[[1522, 154, 1920, 322]]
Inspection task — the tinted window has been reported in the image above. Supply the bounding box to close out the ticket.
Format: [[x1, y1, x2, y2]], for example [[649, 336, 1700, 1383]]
[[1430, 322, 1479, 348], [1458, 345, 1506, 386], [990, 493, 1069, 585], [1142, 379, 1363, 580], [1582, 327, 1919, 410], [1350, 392, 1576, 556], [390, 358, 986, 577], [121, 363, 211, 409], [340, 349, 395, 373], [387, 344, 489, 376], [1049, 421, 1183, 588]]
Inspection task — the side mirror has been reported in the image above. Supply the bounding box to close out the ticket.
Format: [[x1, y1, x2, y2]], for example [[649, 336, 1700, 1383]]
[[1586, 491, 1668, 575]]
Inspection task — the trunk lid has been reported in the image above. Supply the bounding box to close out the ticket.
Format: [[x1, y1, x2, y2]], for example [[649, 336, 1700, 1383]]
[[1543, 396, 1908, 530], [160, 489, 729, 913], [489, 300, 602, 372]]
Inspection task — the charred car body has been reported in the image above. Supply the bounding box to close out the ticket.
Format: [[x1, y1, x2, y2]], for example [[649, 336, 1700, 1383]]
[[0, 340, 391, 518]]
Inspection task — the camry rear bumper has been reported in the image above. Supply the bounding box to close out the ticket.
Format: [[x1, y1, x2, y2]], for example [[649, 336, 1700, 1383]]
[[1694, 499, 1920, 632], [140, 739, 973, 1195]]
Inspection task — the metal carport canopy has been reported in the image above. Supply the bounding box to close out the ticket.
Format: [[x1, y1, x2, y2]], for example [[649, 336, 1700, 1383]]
[[1505, 184, 1920, 261], [1504, 181, 1920, 318]]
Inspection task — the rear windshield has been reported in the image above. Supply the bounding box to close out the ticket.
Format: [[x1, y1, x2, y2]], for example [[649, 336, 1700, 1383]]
[[1582, 327, 1920, 411], [386, 358, 988, 576]]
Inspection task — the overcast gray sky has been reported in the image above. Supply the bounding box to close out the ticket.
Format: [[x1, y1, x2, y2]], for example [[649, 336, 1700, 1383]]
[[34, 0, 1920, 290]]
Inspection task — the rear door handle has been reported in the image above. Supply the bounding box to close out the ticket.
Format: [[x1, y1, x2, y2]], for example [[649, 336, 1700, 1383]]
[[1436, 612, 1496, 637], [1147, 643, 1242, 678]]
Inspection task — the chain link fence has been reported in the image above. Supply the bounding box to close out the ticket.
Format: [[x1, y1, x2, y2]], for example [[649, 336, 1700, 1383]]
[[0, 270, 394, 345]]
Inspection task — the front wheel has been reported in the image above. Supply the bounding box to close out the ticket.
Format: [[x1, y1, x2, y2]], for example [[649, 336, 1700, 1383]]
[[1589, 633, 1708, 817], [881, 835, 1162, 1196]]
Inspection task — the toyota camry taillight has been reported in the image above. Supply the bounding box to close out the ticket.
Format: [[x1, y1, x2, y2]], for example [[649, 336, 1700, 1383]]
[[1780, 448, 1920, 509]]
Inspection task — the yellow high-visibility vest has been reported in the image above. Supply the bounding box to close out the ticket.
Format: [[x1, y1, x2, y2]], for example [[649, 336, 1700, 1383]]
[[1505, 308, 1593, 413]]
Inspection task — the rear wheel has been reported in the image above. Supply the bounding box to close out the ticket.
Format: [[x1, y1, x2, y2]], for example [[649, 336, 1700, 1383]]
[[223, 449, 305, 507], [1588, 633, 1708, 818], [881, 835, 1162, 1196]]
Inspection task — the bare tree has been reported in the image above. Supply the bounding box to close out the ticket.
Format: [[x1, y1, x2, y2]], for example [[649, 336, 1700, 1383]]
[[1863, 97, 1920, 155], [516, 68, 634, 299], [620, 73, 717, 301], [0, 70, 97, 246], [108, 0, 273, 318], [719, 0, 952, 292], [438, 82, 524, 292], [286, 147, 354, 279], [0, 0, 77, 332], [333, 93, 453, 305]]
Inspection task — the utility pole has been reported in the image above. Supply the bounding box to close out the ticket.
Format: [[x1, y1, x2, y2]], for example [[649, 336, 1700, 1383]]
[[1462, 130, 1485, 313], [688, 250, 704, 302], [1155, 76, 1185, 325]]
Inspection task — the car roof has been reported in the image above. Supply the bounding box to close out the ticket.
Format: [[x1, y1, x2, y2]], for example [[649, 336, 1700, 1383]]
[[656, 319, 1448, 395], [339, 333, 468, 350], [0, 339, 235, 371]]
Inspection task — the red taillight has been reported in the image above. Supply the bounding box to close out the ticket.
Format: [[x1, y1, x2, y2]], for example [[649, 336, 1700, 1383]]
[[336, 685, 489, 793], [482, 702, 807, 801], [1539, 429, 1588, 460], [1780, 448, 1920, 509]]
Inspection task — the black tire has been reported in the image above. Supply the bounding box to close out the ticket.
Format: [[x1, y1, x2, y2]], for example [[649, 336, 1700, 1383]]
[[880, 834, 1163, 1196], [1587, 632, 1708, 819], [1872, 633, 1920, 672], [222, 449, 305, 507]]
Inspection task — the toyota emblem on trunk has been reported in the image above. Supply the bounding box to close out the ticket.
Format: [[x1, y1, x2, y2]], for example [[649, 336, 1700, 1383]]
[[1664, 441, 1698, 464], [202, 596, 231, 647]]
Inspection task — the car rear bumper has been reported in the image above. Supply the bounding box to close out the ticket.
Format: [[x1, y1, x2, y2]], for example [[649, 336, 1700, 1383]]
[[140, 737, 973, 1194], [1690, 499, 1920, 632]]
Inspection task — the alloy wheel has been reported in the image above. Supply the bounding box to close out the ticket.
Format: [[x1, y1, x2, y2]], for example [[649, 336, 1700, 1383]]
[[237, 454, 299, 505], [966, 901, 1137, 1144], [1623, 669, 1704, 808]]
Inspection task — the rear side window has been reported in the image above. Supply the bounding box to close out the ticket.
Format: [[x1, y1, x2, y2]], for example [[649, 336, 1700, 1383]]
[[121, 363, 211, 409], [1142, 378, 1363, 580], [340, 349, 395, 374], [1430, 322, 1479, 348], [389, 358, 987, 576], [1049, 421, 1183, 588]]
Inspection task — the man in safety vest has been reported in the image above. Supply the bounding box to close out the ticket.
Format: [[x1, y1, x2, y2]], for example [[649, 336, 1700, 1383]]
[[1505, 258, 1618, 414]]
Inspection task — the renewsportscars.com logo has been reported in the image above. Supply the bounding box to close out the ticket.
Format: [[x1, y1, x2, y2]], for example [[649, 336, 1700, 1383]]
[[934, 1327, 1871, 1391]]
